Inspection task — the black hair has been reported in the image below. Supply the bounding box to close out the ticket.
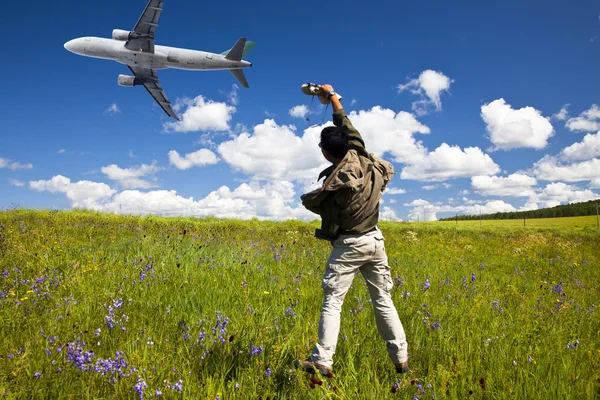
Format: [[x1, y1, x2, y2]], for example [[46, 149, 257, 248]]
[[320, 126, 349, 158]]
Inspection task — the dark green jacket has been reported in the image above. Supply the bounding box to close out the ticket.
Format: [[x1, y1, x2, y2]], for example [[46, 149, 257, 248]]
[[301, 109, 394, 238]]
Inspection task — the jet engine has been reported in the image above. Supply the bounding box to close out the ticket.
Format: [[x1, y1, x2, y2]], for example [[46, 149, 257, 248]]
[[118, 75, 142, 87], [112, 29, 133, 41]]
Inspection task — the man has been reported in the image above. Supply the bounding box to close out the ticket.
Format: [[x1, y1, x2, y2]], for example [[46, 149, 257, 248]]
[[297, 84, 409, 377]]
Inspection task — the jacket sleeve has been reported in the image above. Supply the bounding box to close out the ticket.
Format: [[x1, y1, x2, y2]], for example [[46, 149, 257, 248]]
[[333, 109, 367, 153]]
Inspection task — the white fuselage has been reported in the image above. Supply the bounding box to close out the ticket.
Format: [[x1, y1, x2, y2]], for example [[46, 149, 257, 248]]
[[64, 36, 252, 71]]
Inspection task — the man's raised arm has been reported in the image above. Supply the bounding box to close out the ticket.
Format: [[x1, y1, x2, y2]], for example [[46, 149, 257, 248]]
[[320, 84, 366, 153]]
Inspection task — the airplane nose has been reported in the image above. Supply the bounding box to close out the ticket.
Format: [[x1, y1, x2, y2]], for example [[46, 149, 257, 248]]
[[64, 39, 76, 53]]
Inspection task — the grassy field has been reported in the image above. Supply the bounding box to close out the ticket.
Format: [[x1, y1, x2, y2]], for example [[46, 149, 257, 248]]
[[436, 215, 600, 230], [0, 210, 599, 399]]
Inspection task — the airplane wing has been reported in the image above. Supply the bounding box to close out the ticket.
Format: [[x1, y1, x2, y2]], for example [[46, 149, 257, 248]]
[[125, 0, 163, 53], [128, 66, 180, 120]]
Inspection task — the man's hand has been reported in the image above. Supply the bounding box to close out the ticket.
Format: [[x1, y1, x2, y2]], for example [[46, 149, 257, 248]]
[[320, 84, 343, 111], [320, 84, 334, 94]]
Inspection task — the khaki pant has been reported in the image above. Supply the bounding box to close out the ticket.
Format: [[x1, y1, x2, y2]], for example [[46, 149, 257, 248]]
[[311, 228, 408, 368]]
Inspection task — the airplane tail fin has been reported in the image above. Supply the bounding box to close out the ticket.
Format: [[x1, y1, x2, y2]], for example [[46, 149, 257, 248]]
[[222, 40, 256, 60], [229, 69, 249, 88], [225, 38, 246, 61]]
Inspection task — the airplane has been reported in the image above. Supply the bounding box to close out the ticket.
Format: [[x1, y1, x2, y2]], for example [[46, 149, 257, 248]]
[[64, 0, 255, 120]]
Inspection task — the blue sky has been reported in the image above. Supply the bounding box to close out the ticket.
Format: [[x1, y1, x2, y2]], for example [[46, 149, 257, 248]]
[[1, 0, 599, 221]]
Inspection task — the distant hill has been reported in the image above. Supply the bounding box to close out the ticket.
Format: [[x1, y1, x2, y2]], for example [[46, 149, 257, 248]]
[[440, 199, 600, 221]]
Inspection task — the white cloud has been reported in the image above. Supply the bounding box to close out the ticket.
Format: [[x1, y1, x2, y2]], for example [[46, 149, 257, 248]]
[[404, 198, 516, 221], [398, 70, 453, 115], [591, 179, 600, 189], [422, 185, 438, 191], [289, 105, 310, 119], [28, 175, 314, 221], [462, 197, 482, 205], [481, 98, 554, 151], [164, 96, 236, 133], [471, 173, 537, 197], [9, 179, 24, 187], [218, 107, 431, 183], [227, 84, 239, 106], [552, 104, 570, 121], [532, 155, 600, 183], [57, 149, 66, 154], [218, 119, 327, 181], [168, 149, 219, 170], [101, 162, 162, 189], [29, 175, 116, 209], [566, 119, 600, 133], [566, 105, 600, 132], [380, 207, 403, 221], [105, 103, 121, 115], [385, 187, 407, 195], [128, 150, 136, 158], [525, 182, 599, 209], [195, 133, 217, 148], [344, 107, 430, 164], [442, 183, 452, 189], [350, 99, 357, 107], [400, 143, 500, 182], [0, 157, 33, 171], [461, 200, 516, 215], [560, 132, 600, 161]]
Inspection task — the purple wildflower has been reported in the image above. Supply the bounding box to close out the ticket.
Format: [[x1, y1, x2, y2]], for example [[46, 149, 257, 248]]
[[92, 351, 132, 378], [172, 380, 183, 392], [551, 281, 564, 294], [155, 389, 162, 397], [249, 345, 263, 356], [105, 315, 118, 329], [285, 307, 297, 317], [492, 300, 499, 309], [133, 378, 148, 400], [34, 372, 42, 377], [265, 367, 272, 377], [67, 341, 95, 371], [423, 279, 430, 291], [471, 273, 476, 282], [430, 321, 442, 330]]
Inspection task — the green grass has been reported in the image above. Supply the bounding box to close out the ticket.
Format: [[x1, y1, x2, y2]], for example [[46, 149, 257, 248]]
[[0, 210, 599, 399], [435, 215, 600, 231]]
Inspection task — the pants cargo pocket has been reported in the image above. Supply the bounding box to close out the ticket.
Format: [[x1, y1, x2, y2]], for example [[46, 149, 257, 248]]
[[322, 268, 339, 292], [384, 274, 393, 293]]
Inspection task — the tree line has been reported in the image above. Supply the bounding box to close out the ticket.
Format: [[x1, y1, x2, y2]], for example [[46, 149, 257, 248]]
[[439, 199, 600, 221]]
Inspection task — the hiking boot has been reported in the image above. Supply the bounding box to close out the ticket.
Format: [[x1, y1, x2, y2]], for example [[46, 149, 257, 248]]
[[294, 359, 334, 378], [395, 361, 409, 374]]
